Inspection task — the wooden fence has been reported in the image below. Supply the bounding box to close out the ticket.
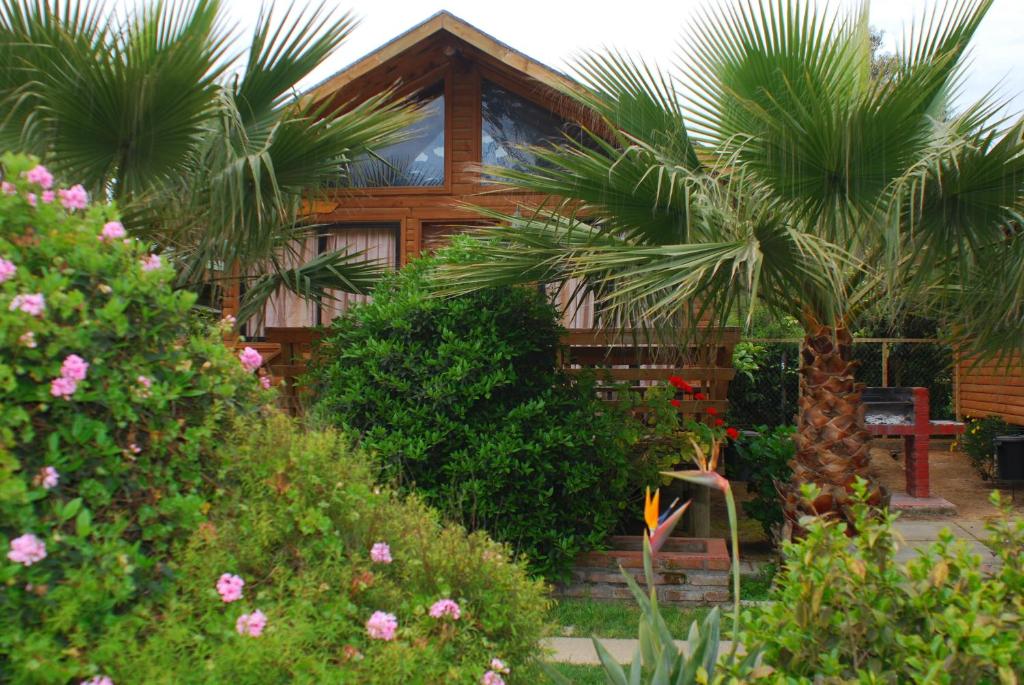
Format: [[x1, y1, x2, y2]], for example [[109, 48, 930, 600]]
[[246, 326, 740, 417]]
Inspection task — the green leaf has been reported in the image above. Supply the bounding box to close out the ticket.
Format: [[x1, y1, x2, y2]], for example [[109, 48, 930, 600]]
[[75, 508, 92, 537], [60, 497, 83, 522]]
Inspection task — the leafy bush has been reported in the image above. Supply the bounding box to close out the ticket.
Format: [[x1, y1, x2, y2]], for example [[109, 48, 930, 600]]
[[735, 482, 1024, 683], [726, 342, 800, 429], [729, 426, 795, 540], [0, 154, 268, 683], [958, 415, 1021, 480], [308, 251, 636, 580], [109, 416, 550, 684]]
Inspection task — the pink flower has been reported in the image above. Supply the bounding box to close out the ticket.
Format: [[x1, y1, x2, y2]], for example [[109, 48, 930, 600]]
[[19, 331, 36, 348], [59, 184, 88, 210], [365, 611, 398, 640], [24, 165, 53, 190], [137, 375, 152, 390], [0, 257, 15, 282], [490, 658, 509, 674], [81, 676, 113, 685], [481, 671, 506, 685], [429, 598, 461, 620], [50, 376, 78, 399], [216, 573, 245, 603], [41, 190, 54, 204], [60, 354, 89, 382], [128, 443, 142, 455], [9, 293, 45, 316], [238, 347, 262, 373], [370, 541, 392, 564], [7, 533, 46, 566], [259, 375, 271, 390], [236, 609, 267, 637], [140, 254, 162, 272], [26, 192, 36, 207], [1, 181, 14, 195], [40, 466, 59, 489], [99, 221, 126, 242]]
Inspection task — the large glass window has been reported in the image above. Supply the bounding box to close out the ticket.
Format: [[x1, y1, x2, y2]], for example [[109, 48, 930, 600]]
[[481, 79, 583, 172], [342, 82, 445, 187]]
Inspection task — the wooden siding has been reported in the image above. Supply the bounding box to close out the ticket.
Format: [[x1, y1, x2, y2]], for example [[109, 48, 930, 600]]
[[956, 354, 1024, 425]]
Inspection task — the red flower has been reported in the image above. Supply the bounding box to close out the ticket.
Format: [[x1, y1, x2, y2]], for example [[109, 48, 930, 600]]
[[670, 399, 682, 408], [668, 376, 693, 393], [714, 418, 724, 427], [668, 375, 683, 387], [726, 427, 740, 440], [694, 392, 706, 400], [706, 407, 718, 416]]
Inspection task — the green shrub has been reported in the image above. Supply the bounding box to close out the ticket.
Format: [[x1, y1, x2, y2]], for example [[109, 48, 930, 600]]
[[109, 415, 550, 684], [307, 250, 636, 580], [0, 154, 268, 683], [734, 481, 1024, 683], [959, 415, 1021, 480], [729, 426, 795, 540]]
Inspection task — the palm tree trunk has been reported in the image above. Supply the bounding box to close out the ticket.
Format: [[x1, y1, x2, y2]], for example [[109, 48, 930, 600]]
[[781, 322, 888, 537]]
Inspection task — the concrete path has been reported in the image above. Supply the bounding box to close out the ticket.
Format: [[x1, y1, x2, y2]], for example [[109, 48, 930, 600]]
[[892, 519, 997, 568], [542, 637, 739, 665]]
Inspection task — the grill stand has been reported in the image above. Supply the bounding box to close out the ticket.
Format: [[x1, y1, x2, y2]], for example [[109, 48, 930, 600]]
[[865, 387, 964, 499]]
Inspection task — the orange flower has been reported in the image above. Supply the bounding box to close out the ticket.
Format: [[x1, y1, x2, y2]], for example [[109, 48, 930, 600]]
[[644, 486, 660, 534]]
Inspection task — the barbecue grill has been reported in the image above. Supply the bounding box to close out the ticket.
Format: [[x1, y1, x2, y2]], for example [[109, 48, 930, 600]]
[[862, 387, 964, 498]]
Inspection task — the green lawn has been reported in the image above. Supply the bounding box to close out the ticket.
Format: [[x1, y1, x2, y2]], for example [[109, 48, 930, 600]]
[[545, 663, 608, 685], [548, 565, 776, 639], [548, 598, 708, 638]]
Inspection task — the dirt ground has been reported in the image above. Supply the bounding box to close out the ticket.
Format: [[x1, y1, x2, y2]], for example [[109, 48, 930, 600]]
[[867, 439, 1024, 520]]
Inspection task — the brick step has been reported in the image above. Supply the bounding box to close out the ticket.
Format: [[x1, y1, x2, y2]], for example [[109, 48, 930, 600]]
[[575, 537, 730, 572], [572, 568, 730, 587], [557, 582, 731, 605]]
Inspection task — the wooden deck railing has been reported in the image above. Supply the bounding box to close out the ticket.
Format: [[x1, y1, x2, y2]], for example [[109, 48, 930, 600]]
[[242, 326, 740, 418]]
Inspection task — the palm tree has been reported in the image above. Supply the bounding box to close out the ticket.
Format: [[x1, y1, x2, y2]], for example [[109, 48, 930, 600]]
[[434, 0, 1024, 531], [0, 0, 417, 322]]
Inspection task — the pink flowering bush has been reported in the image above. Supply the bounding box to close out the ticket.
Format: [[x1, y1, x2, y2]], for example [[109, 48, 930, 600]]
[[216, 573, 245, 602], [370, 541, 392, 564], [105, 416, 549, 683], [0, 154, 268, 683], [429, 598, 461, 620]]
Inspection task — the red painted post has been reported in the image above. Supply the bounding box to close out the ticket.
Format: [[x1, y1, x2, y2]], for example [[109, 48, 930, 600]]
[[907, 388, 931, 498]]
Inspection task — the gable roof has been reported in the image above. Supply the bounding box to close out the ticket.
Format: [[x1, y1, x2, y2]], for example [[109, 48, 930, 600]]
[[306, 11, 581, 103]]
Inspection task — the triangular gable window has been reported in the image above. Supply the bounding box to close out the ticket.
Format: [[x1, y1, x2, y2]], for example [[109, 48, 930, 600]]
[[342, 81, 445, 187], [481, 79, 583, 172]]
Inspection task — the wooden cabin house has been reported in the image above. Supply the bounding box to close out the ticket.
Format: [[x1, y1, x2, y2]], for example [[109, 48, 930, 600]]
[[226, 11, 738, 420]]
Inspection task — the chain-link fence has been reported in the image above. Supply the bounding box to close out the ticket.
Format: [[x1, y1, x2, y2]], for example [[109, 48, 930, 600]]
[[729, 338, 956, 429]]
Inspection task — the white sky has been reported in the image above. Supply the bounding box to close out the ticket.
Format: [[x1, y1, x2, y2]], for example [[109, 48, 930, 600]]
[[220, 0, 1024, 118]]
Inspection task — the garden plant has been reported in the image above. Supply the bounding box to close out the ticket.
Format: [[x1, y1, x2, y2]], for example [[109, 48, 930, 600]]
[[0, 154, 268, 681], [308, 246, 640, 580], [105, 415, 550, 684]]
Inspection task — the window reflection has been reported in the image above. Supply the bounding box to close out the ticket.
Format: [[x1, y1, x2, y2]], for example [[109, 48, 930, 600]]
[[481, 79, 584, 172], [342, 82, 445, 187]]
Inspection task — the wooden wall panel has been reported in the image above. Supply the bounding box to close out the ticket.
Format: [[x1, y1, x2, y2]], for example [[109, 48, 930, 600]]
[[956, 355, 1024, 425]]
